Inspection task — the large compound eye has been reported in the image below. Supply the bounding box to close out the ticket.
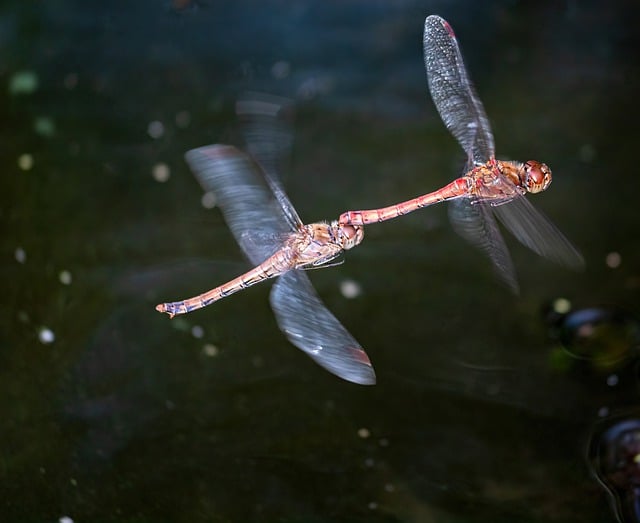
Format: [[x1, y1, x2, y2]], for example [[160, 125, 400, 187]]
[[524, 160, 552, 193]]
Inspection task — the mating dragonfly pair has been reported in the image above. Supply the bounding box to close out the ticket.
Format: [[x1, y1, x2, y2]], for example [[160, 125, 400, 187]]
[[156, 15, 583, 385]]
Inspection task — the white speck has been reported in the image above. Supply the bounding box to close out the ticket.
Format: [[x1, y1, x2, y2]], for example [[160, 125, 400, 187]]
[[203, 343, 219, 357], [357, 427, 370, 439], [152, 162, 170, 183], [367, 502, 378, 510], [59, 270, 72, 285], [271, 60, 291, 79], [597, 406, 610, 418], [147, 120, 165, 139], [59, 517, 74, 523], [340, 278, 362, 299], [18, 153, 34, 171], [606, 374, 619, 387], [384, 483, 395, 493], [552, 297, 571, 315], [39, 327, 55, 344], [201, 191, 217, 209], [605, 252, 621, 269], [64, 73, 78, 89], [297, 75, 334, 100], [191, 325, 204, 339], [579, 144, 596, 163], [34, 116, 56, 137], [15, 247, 26, 263], [364, 457, 375, 468], [175, 110, 191, 128], [9, 70, 38, 95]]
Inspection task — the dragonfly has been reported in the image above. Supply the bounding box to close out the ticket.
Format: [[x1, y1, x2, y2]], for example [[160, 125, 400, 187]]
[[156, 97, 375, 385], [339, 15, 583, 292]]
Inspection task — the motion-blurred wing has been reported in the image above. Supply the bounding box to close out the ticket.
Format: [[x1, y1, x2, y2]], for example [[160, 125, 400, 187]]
[[424, 15, 494, 164], [449, 198, 519, 293], [270, 270, 376, 385], [492, 195, 584, 270], [236, 92, 302, 230], [185, 145, 291, 265]]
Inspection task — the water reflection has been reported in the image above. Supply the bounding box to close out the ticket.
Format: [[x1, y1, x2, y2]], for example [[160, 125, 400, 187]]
[[589, 415, 640, 523], [60, 260, 247, 467], [62, 303, 174, 465], [545, 304, 640, 374]]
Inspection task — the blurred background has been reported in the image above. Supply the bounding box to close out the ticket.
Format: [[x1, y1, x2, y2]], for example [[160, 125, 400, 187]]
[[2, 0, 639, 521]]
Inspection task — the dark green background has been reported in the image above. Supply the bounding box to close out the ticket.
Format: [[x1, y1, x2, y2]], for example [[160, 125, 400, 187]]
[[2, 1, 639, 521]]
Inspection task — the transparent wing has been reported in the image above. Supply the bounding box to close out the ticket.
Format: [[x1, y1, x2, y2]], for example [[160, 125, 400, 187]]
[[236, 92, 303, 231], [270, 270, 376, 385], [424, 15, 494, 163], [492, 195, 585, 270], [185, 145, 292, 266], [449, 198, 519, 293]]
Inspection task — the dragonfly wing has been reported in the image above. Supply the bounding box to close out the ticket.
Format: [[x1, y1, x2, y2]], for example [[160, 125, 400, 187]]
[[185, 145, 291, 266], [270, 270, 376, 385], [236, 93, 303, 231], [492, 195, 584, 270], [449, 198, 519, 293], [423, 15, 494, 163]]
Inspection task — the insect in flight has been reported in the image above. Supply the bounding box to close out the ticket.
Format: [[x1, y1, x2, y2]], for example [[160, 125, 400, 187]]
[[339, 15, 583, 292], [156, 96, 375, 385]]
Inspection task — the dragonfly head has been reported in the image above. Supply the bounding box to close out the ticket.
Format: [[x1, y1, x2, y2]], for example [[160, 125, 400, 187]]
[[333, 221, 364, 250], [522, 160, 552, 194]]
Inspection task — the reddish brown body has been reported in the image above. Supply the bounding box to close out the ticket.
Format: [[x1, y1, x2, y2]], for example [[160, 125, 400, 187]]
[[155, 221, 364, 318], [338, 158, 552, 227]]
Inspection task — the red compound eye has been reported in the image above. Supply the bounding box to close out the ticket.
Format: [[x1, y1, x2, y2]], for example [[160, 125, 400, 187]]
[[524, 161, 552, 193]]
